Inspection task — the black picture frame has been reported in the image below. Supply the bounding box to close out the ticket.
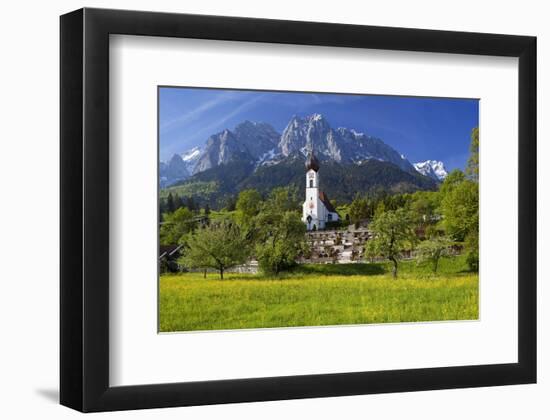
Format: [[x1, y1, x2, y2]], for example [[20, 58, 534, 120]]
[[60, 7, 537, 412]]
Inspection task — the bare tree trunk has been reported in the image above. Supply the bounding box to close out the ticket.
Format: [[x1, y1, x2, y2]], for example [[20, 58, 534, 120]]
[[388, 235, 397, 278], [203, 269, 207, 279], [390, 255, 398, 278], [220, 267, 224, 280]]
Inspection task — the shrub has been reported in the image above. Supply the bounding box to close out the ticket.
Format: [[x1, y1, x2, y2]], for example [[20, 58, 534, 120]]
[[466, 250, 479, 272], [325, 220, 344, 230]]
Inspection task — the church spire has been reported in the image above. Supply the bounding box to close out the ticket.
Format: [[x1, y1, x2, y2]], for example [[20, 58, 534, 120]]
[[305, 150, 320, 172]]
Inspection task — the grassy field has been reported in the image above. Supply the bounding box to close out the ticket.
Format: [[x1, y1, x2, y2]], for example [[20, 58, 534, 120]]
[[159, 256, 478, 332]]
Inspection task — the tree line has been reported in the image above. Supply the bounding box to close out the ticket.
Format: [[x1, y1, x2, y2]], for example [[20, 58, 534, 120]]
[[160, 186, 307, 278], [160, 193, 208, 216], [363, 127, 479, 277]]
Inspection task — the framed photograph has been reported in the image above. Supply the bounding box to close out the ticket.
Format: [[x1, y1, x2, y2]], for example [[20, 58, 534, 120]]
[[60, 8, 536, 412]]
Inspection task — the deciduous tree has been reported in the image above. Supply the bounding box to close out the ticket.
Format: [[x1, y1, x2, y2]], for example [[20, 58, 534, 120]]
[[255, 211, 307, 275], [415, 235, 453, 273], [159, 206, 195, 245], [348, 195, 371, 225], [409, 190, 440, 226], [366, 208, 417, 278], [440, 179, 478, 242], [235, 189, 262, 229], [466, 127, 479, 182], [179, 219, 249, 279], [439, 169, 466, 196], [253, 187, 306, 275]]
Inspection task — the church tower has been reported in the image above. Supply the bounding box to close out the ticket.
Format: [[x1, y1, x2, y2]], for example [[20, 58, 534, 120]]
[[302, 152, 324, 230], [302, 151, 339, 231]]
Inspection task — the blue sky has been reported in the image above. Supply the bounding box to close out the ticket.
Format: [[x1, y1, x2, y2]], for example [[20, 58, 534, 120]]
[[159, 87, 479, 171]]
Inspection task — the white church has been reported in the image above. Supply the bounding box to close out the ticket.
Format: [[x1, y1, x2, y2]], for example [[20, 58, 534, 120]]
[[302, 152, 340, 231]]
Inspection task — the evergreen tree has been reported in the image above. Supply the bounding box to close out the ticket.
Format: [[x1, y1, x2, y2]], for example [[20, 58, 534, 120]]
[[159, 198, 167, 219], [166, 192, 175, 213], [185, 196, 197, 213], [225, 195, 237, 211], [176, 193, 186, 210]]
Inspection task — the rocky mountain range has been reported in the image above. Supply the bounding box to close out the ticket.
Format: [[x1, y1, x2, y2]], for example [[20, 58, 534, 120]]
[[275, 114, 414, 172], [159, 154, 189, 188], [161, 113, 436, 186], [159, 114, 448, 207], [193, 121, 280, 174]]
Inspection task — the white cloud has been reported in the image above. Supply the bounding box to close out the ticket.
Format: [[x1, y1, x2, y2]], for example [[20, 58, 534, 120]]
[[160, 91, 236, 133], [189, 94, 267, 140]]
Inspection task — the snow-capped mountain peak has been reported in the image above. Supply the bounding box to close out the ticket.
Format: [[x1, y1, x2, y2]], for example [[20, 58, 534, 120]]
[[181, 146, 201, 162], [278, 114, 414, 172], [413, 160, 448, 181]]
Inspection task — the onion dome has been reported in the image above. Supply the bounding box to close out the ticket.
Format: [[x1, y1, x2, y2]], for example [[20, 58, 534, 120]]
[[305, 151, 320, 172]]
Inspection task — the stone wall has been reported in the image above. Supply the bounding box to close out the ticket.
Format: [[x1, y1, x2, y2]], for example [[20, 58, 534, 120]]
[[301, 227, 372, 264], [227, 260, 259, 274], [300, 227, 464, 265]]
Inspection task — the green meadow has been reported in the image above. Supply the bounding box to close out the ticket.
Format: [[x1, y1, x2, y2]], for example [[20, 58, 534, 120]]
[[159, 255, 478, 332]]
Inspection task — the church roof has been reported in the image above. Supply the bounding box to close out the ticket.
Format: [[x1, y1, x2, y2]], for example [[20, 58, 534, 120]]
[[319, 191, 337, 213], [305, 152, 320, 172]]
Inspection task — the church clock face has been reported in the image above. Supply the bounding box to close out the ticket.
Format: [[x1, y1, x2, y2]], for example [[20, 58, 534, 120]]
[[309, 202, 314, 209]]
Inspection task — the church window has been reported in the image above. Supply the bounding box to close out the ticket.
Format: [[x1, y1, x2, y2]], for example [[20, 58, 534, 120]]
[[309, 180, 313, 188], [328, 214, 332, 221]]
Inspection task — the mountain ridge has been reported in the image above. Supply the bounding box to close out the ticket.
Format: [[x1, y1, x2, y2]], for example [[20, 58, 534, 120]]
[[165, 156, 437, 210], [160, 114, 448, 207], [161, 113, 440, 187]]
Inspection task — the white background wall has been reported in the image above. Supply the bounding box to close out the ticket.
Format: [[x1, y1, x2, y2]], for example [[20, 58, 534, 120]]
[[0, 0, 547, 418]]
